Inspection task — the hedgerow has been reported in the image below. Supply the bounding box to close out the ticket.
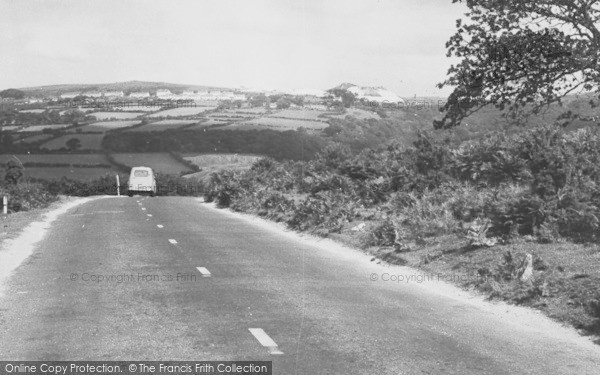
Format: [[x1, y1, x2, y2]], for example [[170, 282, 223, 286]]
[[205, 124, 600, 244]]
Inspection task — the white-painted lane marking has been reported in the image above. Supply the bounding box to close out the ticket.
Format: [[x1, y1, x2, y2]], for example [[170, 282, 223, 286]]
[[249, 328, 284, 355], [168, 239, 177, 244], [157, 224, 164, 228], [147, 214, 152, 217], [141, 207, 146, 211], [196, 267, 211, 277]]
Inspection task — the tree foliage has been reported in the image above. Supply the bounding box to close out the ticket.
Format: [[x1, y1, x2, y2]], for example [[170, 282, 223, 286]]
[[436, 0, 600, 129], [0, 89, 25, 99]]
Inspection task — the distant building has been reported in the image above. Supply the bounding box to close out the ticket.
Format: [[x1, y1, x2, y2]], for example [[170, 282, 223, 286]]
[[83, 91, 102, 98], [60, 92, 80, 99], [129, 92, 150, 98], [156, 89, 174, 99]]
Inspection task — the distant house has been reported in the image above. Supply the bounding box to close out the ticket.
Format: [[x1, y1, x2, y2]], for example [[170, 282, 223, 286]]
[[156, 89, 174, 99], [129, 91, 150, 98], [83, 91, 102, 98], [60, 92, 80, 99]]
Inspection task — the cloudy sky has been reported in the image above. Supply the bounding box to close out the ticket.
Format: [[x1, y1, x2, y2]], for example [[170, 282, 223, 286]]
[[0, 0, 467, 96]]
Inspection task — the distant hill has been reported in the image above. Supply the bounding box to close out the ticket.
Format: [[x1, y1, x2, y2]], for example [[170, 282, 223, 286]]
[[18, 80, 232, 97]]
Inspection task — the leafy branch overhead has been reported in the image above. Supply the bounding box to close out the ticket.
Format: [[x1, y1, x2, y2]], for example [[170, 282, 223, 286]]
[[436, 0, 600, 129]]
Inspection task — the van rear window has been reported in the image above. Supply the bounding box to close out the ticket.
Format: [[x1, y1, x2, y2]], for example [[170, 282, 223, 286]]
[[133, 170, 149, 177]]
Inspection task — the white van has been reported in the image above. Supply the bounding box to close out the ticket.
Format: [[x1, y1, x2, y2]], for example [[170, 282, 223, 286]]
[[128, 166, 157, 197]]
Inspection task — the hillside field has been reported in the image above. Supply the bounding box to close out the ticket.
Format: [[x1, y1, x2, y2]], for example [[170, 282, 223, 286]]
[[73, 120, 140, 132], [126, 120, 198, 132], [40, 133, 105, 150], [183, 153, 262, 183], [111, 152, 193, 174], [0, 154, 109, 165], [222, 117, 329, 131], [89, 112, 143, 120], [22, 166, 118, 180], [146, 107, 216, 118]]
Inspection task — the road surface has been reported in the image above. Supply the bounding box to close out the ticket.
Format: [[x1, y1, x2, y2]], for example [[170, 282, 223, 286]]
[[0, 196, 599, 374]]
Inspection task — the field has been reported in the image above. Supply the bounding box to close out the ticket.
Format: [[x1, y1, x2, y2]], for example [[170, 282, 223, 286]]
[[17, 134, 53, 144], [0, 153, 110, 165], [208, 112, 250, 120], [222, 117, 329, 131], [74, 120, 140, 132], [89, 112, 143, 120], [230, 107, 269, 114], [111, 153, 192, 174], [19, 109, 46, 114], [269, 109, 329, 121], [183, 153, 262, 183], [146, 106, 216, 118], [126, 120, 198, 132], [328, 108, 380, 120], [40, 133, 105, 150], [184, 120, 225, 130], [22, 167, 117, 181], [112, 105, 157, 112], [17, 124, 73, 132]]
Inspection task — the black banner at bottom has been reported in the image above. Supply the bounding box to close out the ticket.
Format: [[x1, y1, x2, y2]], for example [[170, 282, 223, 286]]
[[0, 362, 272, 375]]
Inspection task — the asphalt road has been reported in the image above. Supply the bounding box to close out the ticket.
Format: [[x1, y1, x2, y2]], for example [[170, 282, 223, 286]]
[[0, 196, 599, 374]]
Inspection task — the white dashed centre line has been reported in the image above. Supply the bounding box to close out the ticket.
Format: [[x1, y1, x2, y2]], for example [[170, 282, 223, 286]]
[[141, 208, 146, 211], [248, 328, 284, 355], [157, 224, 164, 228], [196, 267, 211, 277], [168, 239, 177, 244], [147, 214, 152, 217]]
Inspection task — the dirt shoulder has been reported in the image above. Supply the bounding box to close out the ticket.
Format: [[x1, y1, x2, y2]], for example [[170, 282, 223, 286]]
[[331, 225, 600, 345]]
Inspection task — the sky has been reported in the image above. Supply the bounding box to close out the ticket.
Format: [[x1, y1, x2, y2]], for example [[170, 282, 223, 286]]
[[0, 0, 467, 96]]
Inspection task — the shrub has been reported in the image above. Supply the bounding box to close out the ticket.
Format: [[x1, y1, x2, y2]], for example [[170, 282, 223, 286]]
[[0, 181, 58, 212]]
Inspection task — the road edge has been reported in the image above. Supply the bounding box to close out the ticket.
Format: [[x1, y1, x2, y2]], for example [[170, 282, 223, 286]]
[[198, 198, 600, 351], [0, 195, 115, 294]]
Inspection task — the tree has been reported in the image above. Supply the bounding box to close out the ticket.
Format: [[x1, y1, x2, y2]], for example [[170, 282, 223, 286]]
[[66, 137, 82, 151], [328, 88, 356, 108], [0, 89, 25, 100], [276, 98, 291, 109], [4, 160, 23, 185], [436, 0, 600, 129], [250, 94, 268, 108], [0, 129, 13, 151]]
